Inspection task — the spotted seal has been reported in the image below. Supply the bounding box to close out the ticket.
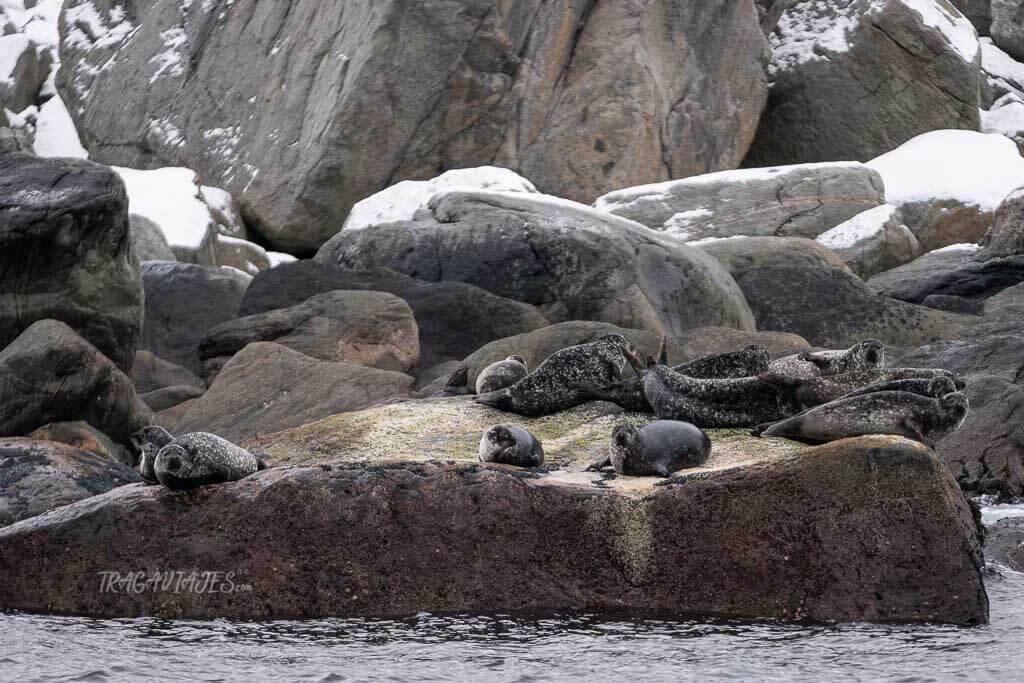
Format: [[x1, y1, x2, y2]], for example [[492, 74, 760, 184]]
[[574, 343, 771, 413], [478, 425, 544, 467], [474, 334, 637, 417], [129, 425, 174, 485], [475, 356, 528, 394], [754, 391, 969, 447], [154, 432, 268, 491], [760, 367, 963, 409], [768, 340, 885, 379], [587, 420, 711, 476]]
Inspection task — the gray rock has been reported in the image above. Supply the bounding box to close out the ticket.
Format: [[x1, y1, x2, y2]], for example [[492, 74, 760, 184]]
[[200, 290, 420, 375], [0, 126, 33, 153], [0, 153, 143, 372], [815, 205, 922, 278], [747, 0, 981, 166], [922, 294, 987, 315], [130, 214, 175, 262], [0, 438, 140, 527], [991, 0, 1024, 59], [173, 342, 414, 443], [27, 421, 133, 467], [239, 260, 548, 368], [140, 262, 250, 375], [0, 34, 51, 113], [0, 320, 153, 446], [986, 517, 1024, 571], [131, 351, 205, 394], [984, 281, 1024, 319], [700, 236, 852, 273], [595, 162, 885, 242], [140, 385, 206, 413], [316, 191, 756, 337], [211, 235, 271, 276], [868, 247, 1024, 303], [981, 38, 1024, 108], [952, 0, 992, 34], [978, 187, 1024, 260], [57, 0, 769, 251]]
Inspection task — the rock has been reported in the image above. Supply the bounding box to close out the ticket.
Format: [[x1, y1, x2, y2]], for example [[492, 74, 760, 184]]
[[985, 517, 1024, 571], [700, 236, 852, 273], [0, 125, 33, 153], [0, 153, 143, 372], [868, 245, 1024, 303], [140, 262, 251, 375], [130, 215, 176, 262], [0, 426, 987, 624], [131, 351, 205, 395], [866, 131, 1024, 251], [173, 343, 414, 443], [991, 0, 1024, 60], [0, 320, 153, 445], [980, 93, 1024, 155], [239, 261, 549, 368], [952, 0, 992, 34], [747, 0, 981, 167], [900, 324, 1024, 497], [140, 385, 206, 413], [27, 422, 133, 467], [922, 294, 987, 315], [0, 33, 51, 113], [0, 438, 140, 528], [154, 399, 197, 432], [594, 162, 886, 242], [57, 0, 769, 251], [667, 327, 811, 361], [211, 235, 270, 276], [981, 38, 1024, 108], [979, 186, 1024, 260], [413, 361, 466, 397], [815, 205, 922, 279], [200, 290, 420, 376], [317, 191, 755, 336], [985, 282, 1024, 319]]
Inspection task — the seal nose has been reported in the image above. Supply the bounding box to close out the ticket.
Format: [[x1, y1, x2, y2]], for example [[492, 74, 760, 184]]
[[166, 455, 182, 472]]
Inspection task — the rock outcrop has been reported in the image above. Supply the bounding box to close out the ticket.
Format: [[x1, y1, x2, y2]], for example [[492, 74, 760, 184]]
[[991, 0, 1024, 60], [979, 186, 1024, 260], [985, 517, 1024, 571], [815, 205, 922, 279], [868, 245, 1024, 303]]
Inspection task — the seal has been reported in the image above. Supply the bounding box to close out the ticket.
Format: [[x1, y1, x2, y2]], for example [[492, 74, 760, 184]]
[[760, 367, 963, 409], [587, 420, 712, 476], [154, 432, 268, 491], [431, 365, 471, 398], [642, 364, 797, 427], [573, 344, 771, 413], [475, 355, 528, 394], [754, 391, 970, 447], [129, 425, 174, 485], [768, 339, 885, 379], [478, 425, 544, 467], [474, 334, 638, 417]]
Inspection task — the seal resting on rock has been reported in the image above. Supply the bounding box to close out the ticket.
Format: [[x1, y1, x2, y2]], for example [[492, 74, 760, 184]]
[[431, 365, 471, 398], [768, 339, 885, 379], [587, 420, 711, 476], [474, 334, 637, 417], [478, 425, 544, 467], [760, 367, 963, 409], [154, 432, 268, 491], [130, 426, 174, 485], [475, 355, 528, 394], [754, 391, 970, 447]]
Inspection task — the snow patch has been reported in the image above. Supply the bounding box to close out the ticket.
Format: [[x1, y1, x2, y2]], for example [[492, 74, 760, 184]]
[[769, 0, 875, 75], [816, 205, 898, 250], [981, 38, 1024, 91], [982, 102, 1024, 137], [0, 33, 32, 87], [149, 26, 187, 83], [32, 94, 88, 158], [63, 2, 136, 51], [267, 251, 297, 268], [901, 0, 979, 64], [113, 166, 216, 250]]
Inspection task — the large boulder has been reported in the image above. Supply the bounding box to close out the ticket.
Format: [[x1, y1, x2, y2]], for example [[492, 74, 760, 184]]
[[979, 186, 1024, 260], [239, 261, 548, 368], [594, 162, 885, 242], [815, 205, 923, 279], [0, 438, 140, 528], [200, 290, 420, 375], [173, 343, 414, 443], [866, 131, 1024, 251], [57, 0, 769, 251], [746, 0, 981, 167], [129, 215, 176, 262], [700, 236, 852, 273], [991, 0, 1024, 60], [952, 0, 992, 33], [316, 191, 756, 336], [140, 262, 251, 375], [0, 153, 143, 372], [131, 351, 205, 395], [868, 245, 1024, 303], [0, 320, 153, 446], [0, 420, 987, 624]]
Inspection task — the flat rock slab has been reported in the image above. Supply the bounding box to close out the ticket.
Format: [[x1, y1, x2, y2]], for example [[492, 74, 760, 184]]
[[0, 436, 986, 624]]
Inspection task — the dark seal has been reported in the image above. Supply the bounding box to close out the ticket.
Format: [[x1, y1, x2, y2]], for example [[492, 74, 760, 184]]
[[431, 365, 471, 398], [588, 420, 712, 476], [130, 425, 175, 485], [754, 391, 970, 447], [475, 355, 528, 394], [478, 425, 544, 467], [154, 432, 268, 491], [474, 334, 637, 417]]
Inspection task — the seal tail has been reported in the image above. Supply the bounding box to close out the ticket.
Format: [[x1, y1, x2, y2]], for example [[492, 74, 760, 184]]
[[750, 421, 777, 437], [474, 388, 515, 411]]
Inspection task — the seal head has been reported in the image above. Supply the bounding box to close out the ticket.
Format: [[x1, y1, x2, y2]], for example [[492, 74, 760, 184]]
[[608, 420, 712, 476], [130, 425, 174, 484], [154, 432, 262, 490], [475, 355, 529, 394], [478, 425, 544, 467]]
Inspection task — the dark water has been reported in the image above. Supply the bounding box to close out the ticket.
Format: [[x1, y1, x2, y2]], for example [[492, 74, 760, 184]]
[[2, 536, 1022, 681]]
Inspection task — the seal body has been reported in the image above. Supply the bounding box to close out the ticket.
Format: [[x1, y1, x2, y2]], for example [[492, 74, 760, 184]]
[[154, 432, 263, 490], [643, 365, 796, 427], [431, 365, 471, 398], [761, 367, 962, 409], [475, 356, 528, 394], [768, 340, 885, 379], [756, 391, 970, 447], [838, 376, 958, 402], [474, 334, 636, 417], [608, 420, 712, 476], [478, 425, 544, 467], [130, 425, 174, 485]]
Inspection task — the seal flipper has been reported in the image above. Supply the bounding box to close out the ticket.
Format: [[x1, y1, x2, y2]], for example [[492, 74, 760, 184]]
[[586, 456, 612, 472], [474, 388, 514, 411]]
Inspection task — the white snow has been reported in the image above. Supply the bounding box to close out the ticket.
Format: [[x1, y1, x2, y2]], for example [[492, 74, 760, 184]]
[[981, 101, 1024, 137], [664, 208, 713, 238], [930, 242, 980, 254], [32, 94, 88, 158], [981, 38, 1024, 91], [343, 167, 538, 231], [866, 130, 1024, 212], [112, 166, 216, 250], [901, 0, 979, 64], [149, 27, 187, 83], [816, 204, 898, 250], [215, 234, 267, 275], [0, 33, 32, 86], [266, 251, 297, 268], [63, 2, 136, 51]]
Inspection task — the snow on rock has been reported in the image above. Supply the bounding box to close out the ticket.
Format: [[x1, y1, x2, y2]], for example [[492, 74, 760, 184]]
[[901, 0, 979, 64], [32, 93, 88, 158], [113, 166, 215, 251], [267, 251, 298, 268], [212, 234, 271, 276], [342, 167, 538, 232], [816, 204, 922, 278], [981, 98, 1024, 153]]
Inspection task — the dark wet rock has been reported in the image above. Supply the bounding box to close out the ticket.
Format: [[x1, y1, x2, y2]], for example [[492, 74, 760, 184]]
[[0, 153, 143, 372], [131, 351, 205, 395], [130, 215, 175, 262], [140, 385, 206, 413], [0, 438, 140, 527], [0, 320, 152, 446], [200, 290, 419, 376], [985, 517, 1024, 571], [239, 261, 548, 368], [316, 192, 755, 336], [140, 262, 250, 375], [868, 247, 1024, 303], [922, 294, 987, 316], [173, 343, 414, 443], [26, 422, 134, 467], [58, 0, 769, 251]]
